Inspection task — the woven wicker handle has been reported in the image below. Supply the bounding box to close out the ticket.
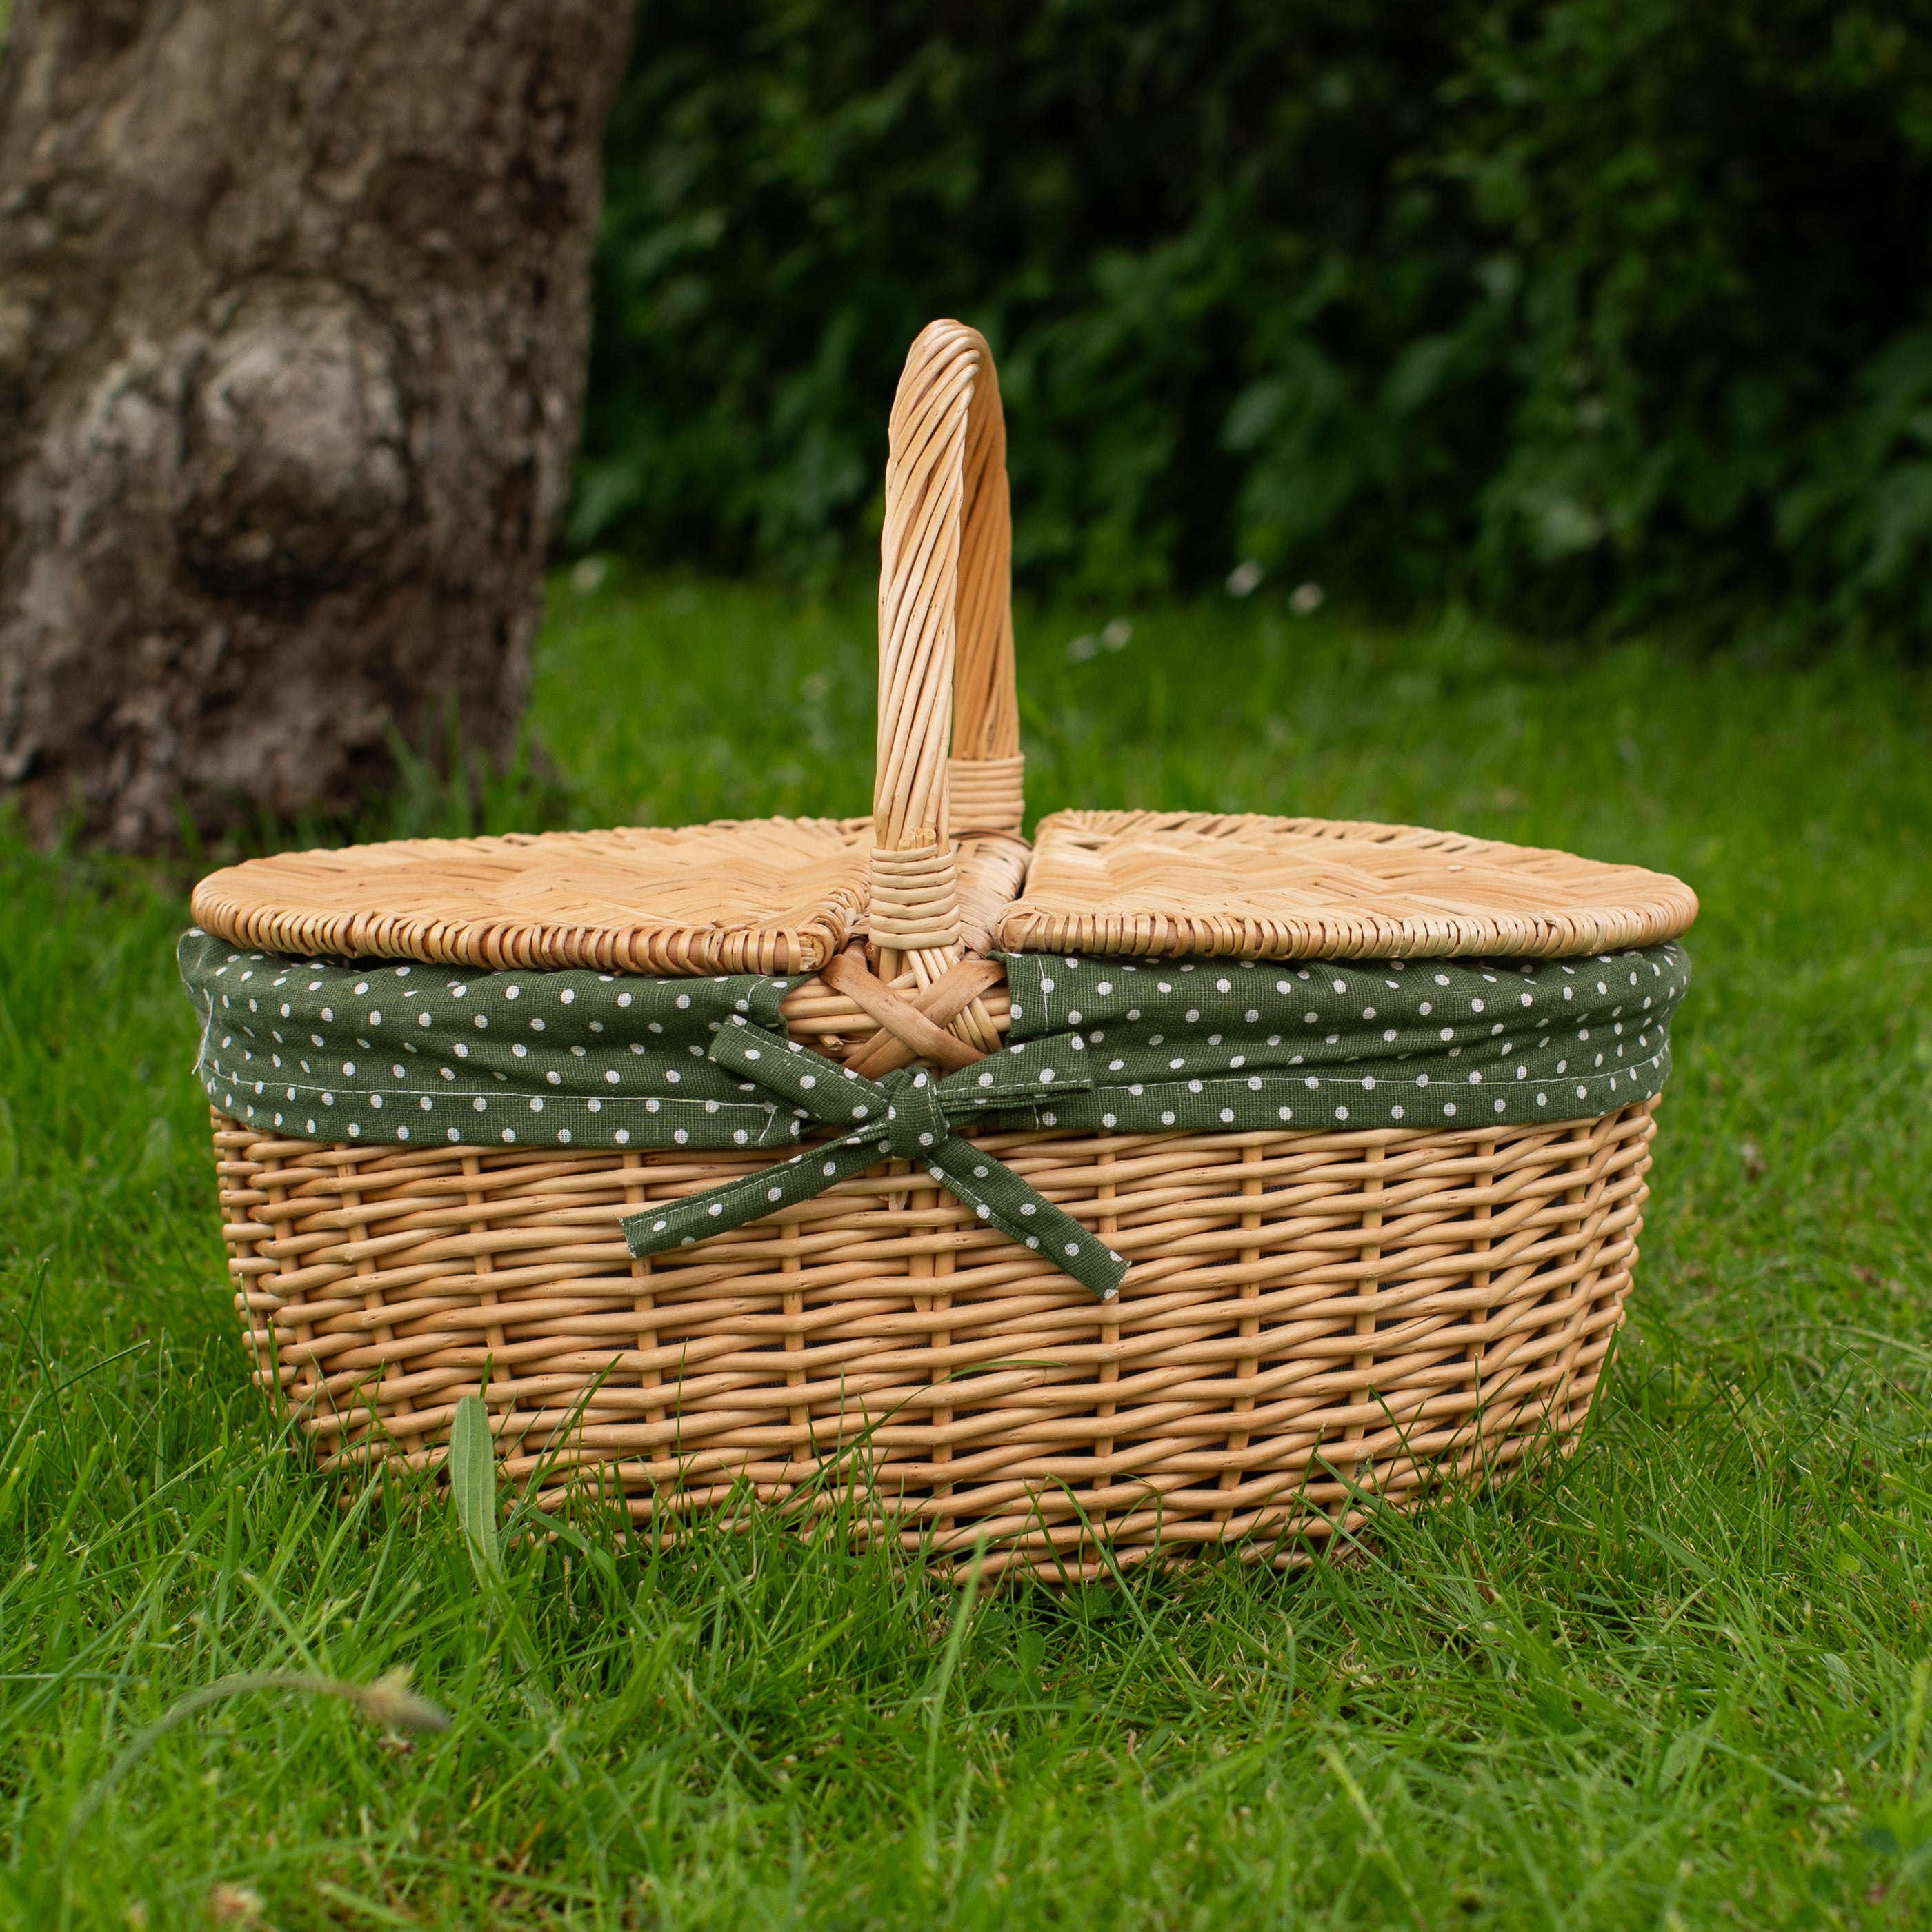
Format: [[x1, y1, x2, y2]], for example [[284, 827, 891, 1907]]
[[870, 321, 1021, 969]]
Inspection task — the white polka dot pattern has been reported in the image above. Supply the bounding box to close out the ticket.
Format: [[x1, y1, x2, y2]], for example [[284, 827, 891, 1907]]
[[179, 930, 798, 1152], [989, 944, 1687, 1135], [182, 933, 1687, 1149]]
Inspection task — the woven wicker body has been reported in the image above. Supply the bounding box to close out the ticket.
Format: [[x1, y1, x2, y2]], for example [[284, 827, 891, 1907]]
[[192, 321, 1691, 1576], [215, 1100, 1655, 1581]]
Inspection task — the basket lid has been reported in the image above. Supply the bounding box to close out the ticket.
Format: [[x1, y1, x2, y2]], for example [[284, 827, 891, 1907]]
[[994, 810, 1697, 961], [190, 817, 875, 975]]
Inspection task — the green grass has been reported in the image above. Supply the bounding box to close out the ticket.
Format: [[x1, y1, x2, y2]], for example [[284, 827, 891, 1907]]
[[3, 568, 1931, 1929]]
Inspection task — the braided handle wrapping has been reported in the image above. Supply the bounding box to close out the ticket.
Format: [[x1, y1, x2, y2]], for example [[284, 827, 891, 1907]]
[[872, 321, 1023, 988]]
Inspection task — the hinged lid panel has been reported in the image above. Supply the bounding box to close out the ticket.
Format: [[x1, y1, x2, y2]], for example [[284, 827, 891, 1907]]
[[996, 810, 1697, 960]]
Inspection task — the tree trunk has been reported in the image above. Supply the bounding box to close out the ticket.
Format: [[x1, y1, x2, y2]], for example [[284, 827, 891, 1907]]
[[0, 0, 636, 850]]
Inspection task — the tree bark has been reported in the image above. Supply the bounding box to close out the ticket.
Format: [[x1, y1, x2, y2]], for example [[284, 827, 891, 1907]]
[[0, 0, 636, 849]]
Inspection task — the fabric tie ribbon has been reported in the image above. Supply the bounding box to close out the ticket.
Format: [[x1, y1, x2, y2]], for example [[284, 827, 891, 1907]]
[[621, 1017, 1127, 1298]]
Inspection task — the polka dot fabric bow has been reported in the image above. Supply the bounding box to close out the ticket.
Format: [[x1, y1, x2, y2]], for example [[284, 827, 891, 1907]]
[[622, 1017, 1129, 1299]]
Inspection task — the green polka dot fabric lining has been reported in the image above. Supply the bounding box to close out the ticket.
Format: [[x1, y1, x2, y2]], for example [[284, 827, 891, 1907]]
[[181, 931, 1686, 1301], [984, 944, 1688, 1137], [180, 930, 1686, 1153], [178, 930, 804, 1153]]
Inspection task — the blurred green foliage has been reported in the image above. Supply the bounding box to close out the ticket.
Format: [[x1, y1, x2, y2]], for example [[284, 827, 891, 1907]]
[[580, 0, 1932, 634]]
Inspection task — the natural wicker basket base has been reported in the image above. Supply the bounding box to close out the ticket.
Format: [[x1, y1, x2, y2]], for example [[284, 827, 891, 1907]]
[[212, 1098, 1656, 1580]]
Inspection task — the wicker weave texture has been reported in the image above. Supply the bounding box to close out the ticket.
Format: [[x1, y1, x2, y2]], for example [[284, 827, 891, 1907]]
[[997, 810, 1699, 962], [191, 817, 874, 977], [215, 1099, 1656, 1580], [190, 820, 1030, 984], [188, 320, 1683, 1568]]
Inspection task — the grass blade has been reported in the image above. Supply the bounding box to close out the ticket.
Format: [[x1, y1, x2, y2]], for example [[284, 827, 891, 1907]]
[[450, 1393, 501, 1584]]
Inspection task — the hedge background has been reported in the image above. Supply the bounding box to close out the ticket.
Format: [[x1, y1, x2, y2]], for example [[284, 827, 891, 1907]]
[[576, 1, 1932, 635]]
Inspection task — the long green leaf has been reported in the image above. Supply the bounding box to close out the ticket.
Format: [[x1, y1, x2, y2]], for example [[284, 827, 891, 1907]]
[[449, 1394, 501, 1583]]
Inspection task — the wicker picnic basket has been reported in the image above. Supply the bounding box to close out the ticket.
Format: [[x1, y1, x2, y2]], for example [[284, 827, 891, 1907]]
[[186, 321, 1697, 1580]]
